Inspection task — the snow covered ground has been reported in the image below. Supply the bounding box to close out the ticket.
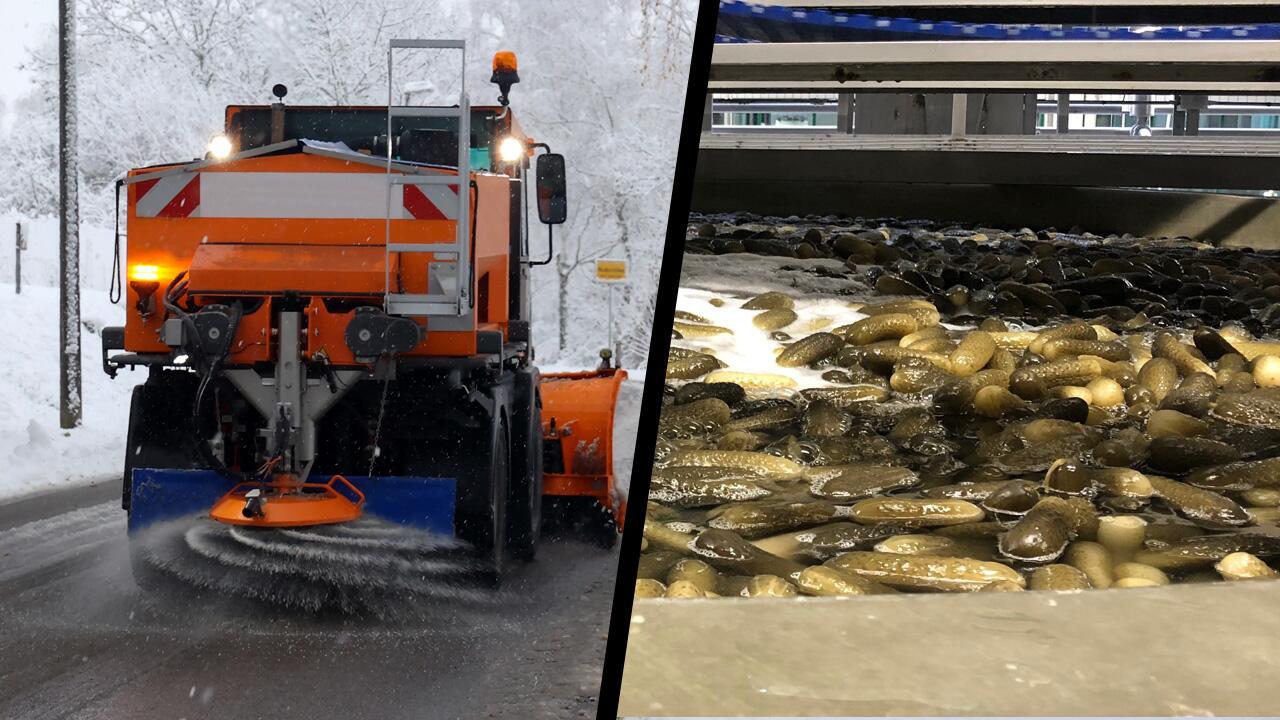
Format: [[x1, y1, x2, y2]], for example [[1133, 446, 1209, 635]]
[[0, 215, 132, 500], [0, 282, 133, 500]]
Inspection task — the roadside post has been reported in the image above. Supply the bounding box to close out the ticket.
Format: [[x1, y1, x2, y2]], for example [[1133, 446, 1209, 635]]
[[14, 222, 24, 294], [594, 258, 627, 367]]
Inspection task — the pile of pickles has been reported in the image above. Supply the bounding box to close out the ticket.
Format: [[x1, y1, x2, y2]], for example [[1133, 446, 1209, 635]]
[[640, 223, 1280, 599]]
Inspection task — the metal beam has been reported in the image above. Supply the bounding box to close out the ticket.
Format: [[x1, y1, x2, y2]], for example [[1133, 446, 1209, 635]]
[[714, 40, 1280, 66], [698, 133, 1280, 190], [837, 92, 854, 133], [710, 40, 1280, 93], [703, 133, 1280, 156], [950, 93, 968, 137], [764, 0, 1280, 5], [737, 1, 1280, 25], [712, 80, 1280, 92]]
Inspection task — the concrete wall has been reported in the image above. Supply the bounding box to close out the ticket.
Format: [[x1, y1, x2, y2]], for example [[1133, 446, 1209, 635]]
[[692, 180, 1280, 248], [856, 93, 1036, 135]]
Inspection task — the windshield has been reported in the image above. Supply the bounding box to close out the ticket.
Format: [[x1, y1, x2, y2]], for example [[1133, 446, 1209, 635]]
[[227, 107, 502, 169]]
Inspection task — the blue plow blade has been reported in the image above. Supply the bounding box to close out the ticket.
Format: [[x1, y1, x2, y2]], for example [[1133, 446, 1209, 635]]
[[128, 469, 457, 535]]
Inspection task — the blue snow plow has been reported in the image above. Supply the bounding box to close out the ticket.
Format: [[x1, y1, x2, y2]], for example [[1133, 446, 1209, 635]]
[[127, 470, 457, 535]]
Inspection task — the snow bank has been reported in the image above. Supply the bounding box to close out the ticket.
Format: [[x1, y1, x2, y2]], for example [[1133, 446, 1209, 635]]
[[0, 217, 133, 500], [611, 371, 645, 501], [0, 281, 133, 500]]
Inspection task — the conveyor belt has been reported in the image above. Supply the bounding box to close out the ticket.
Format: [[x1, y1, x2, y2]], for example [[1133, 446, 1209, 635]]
[[717, 0, 1280, 43]]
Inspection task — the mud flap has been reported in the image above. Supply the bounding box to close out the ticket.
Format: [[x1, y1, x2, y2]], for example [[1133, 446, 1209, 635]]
[[127, 469, 457, 535]]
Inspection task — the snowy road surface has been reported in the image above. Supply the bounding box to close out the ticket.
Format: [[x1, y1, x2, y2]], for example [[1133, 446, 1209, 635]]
[[0, 482, 618, 720]]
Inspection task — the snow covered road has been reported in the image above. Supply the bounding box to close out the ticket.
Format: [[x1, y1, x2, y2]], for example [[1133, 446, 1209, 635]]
[[0, 483, 619, 720]]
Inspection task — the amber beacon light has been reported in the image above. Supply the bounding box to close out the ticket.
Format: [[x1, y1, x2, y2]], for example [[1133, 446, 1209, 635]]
[[490, 50, 520, 106]]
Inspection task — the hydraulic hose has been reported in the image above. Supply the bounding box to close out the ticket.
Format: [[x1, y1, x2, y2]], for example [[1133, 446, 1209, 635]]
[[109, 180, 123, 304], [162, 270, 207, 371], [191, 301, 246, 482]]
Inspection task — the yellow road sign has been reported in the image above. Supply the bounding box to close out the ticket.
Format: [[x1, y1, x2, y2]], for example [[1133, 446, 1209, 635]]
[[595, 259, 627, 283]]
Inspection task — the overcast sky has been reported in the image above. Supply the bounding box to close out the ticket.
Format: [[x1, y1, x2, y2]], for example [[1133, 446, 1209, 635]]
[[0, 2, 55, 110]]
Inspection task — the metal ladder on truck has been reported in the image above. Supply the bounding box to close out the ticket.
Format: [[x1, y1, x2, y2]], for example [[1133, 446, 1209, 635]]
[[384, 39, 471, 323]]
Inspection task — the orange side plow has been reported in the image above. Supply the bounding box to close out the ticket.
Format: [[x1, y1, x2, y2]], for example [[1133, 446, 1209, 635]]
[[540, 368, 629, 530], [209, 474, 365, 527]]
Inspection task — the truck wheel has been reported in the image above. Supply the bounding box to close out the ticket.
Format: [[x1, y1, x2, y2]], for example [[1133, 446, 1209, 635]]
[[122, 386, 148, 511], [507, 389, 542, 561], [457, 415, 511, 579]]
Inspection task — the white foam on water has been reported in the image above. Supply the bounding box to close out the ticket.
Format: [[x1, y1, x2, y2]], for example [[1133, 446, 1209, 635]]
[[674, 286, 870, 393]]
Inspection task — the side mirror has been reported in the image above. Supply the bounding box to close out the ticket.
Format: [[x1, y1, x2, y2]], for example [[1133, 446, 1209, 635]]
[[535, 153, 567, 225]]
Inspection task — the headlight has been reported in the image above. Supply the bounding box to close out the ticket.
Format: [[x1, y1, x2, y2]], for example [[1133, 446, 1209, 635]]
[[497, 136, 525, 163], [208, 134, 233, 160]]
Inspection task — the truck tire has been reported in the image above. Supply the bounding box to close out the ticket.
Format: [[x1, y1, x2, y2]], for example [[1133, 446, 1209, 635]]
[[455, 412, 510, 579], [488, 419, 511, 576], [123, 373, 207, 591], [122, 385, 148, 511], [507, 375, 542, 561]]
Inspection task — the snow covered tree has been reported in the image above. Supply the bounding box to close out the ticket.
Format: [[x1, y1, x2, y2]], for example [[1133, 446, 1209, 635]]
[[272, 0, 460, 105], [451, 0, 696, 366]]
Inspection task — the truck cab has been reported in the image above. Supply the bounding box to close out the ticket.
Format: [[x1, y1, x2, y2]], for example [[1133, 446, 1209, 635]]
[[220, 102, 528, 175]]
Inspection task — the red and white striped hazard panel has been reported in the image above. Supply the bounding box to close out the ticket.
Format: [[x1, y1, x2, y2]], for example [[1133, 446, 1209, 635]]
[[134, 172, 460, 220]]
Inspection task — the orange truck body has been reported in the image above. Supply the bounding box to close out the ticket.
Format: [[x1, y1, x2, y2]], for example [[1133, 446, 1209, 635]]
[[115, 101, 624, 533], [125, 144, 512, 362]]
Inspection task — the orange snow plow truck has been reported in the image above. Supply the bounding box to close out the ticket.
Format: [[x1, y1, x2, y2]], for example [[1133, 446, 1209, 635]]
[[100, 41, 627, 576]]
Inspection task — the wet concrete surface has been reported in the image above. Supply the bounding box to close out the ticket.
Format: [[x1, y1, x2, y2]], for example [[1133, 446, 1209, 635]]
[[621, 586, 1280, 716], [0, 482, 618, 720]]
